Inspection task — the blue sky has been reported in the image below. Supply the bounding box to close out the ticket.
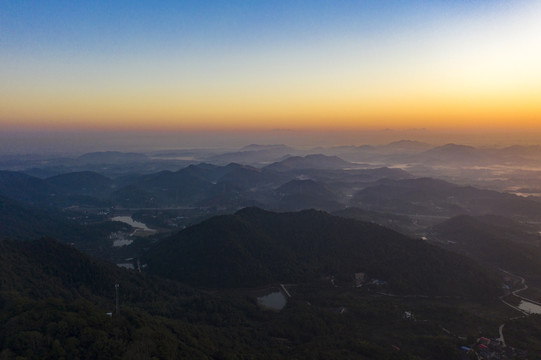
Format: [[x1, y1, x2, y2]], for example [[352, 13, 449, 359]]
[[2, 0, 540, 133], [1, 1, 497, 55]]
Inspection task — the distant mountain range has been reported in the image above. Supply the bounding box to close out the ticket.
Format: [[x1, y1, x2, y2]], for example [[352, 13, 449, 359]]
[[206, 144, 296, 165], [351, 177, 541, 219], [0, 159, 414, 211], [3, 158, 541, 221], [416, 144, 490, 165], [264, 154, 353, 171], [5, 141, 541, 179], [77, 151, 149, 164]]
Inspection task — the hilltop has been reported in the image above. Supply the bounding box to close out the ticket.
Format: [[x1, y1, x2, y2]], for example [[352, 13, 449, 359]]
[[145, 207, 497, 298]]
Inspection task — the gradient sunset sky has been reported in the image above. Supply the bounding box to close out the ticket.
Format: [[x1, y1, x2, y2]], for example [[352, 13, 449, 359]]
[[2, 0, 541, 132]]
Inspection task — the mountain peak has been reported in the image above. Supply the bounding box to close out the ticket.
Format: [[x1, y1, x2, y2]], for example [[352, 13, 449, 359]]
[[144, 208, 496, 298]]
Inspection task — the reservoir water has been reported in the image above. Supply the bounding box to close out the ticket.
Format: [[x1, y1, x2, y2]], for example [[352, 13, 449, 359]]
[[518, 300, 541, 314], [111, 216, 156, 246], [257, 291, 287, 310], [113, 239, 133, 247], [112, 216, 152, 230]]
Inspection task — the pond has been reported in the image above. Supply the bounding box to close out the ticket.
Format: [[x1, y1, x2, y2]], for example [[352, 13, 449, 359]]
[[518, 300, 541, 314], [257, 290, 287, 310], [113, 239, 133, 247], [112, 216, 152, 230]]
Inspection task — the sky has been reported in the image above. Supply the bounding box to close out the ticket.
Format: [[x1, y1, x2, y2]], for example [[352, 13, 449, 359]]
[[1, 0, 541, 137]]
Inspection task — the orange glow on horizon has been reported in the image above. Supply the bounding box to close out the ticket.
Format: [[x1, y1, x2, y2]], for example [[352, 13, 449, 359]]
[[3, 2, 541, 135], [2, 89, 540, 132]]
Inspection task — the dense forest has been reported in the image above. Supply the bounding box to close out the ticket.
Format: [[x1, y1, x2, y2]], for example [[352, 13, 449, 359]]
[[0, 238, 525, 359], [145, 208, 497, 298]]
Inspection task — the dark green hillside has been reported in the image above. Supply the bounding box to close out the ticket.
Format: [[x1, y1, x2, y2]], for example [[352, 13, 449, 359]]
[[114, 163, 284, 208], [351, 177, 541, 218], [195, 180, 263, 209], [0, 170, 112, 207], [207, 144, 294, 164], [333, 207, 416, 234], [272, 179, 343, 211], [145, 208, 497, 298], [0, 170, 58, 205], [0, 238, 194, 303], [0, 238, 121, 300], [131, 168, 214, 205], [111, 184, 158, 208], [0, 227, 529, 359], [0, 238, 252, 359], [430, 215, 541, 282], [264, 154, 352, 171], [0, 195, 67, 240], [181, 163, 229, 182], [418, 143, 489, 165], [218, 162, 284, 189], [0, 194, 126, 254], [447, 214, 540, 246], [46, 171, 113, 197]]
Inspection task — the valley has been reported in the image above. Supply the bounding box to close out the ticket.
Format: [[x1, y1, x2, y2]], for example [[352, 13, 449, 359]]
[[2, 141, 541, 358]]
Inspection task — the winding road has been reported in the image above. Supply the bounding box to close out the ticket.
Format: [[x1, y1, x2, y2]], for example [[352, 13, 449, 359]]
[[498, 324, 506, 347], [497, 270, 540, 347]]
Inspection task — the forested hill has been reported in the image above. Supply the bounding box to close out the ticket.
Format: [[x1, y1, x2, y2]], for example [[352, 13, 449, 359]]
[[0, 238, 262, 359], [0, 238, 192, 303], [145, 207, 497, 298], [0, 194, 127, 256], [0, 194, 68, 241], [431, 215, 541, 282]]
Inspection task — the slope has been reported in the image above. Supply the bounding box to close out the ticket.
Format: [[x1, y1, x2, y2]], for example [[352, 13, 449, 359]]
[[351, 177, 541, 219], [0, 194, 126, 255], [430, 215, 541, 281], [145, 207, 497, 298]]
